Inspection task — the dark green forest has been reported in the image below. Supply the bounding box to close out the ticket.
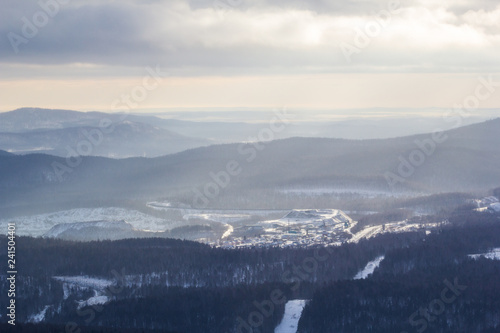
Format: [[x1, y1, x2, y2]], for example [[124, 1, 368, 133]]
[[0, 210, 499, 332]]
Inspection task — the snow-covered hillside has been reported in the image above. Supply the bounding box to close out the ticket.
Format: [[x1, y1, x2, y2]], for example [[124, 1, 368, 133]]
[[44, 220, 134, 238], [0, 207, 175, 237], [42, 220, 146, 241]]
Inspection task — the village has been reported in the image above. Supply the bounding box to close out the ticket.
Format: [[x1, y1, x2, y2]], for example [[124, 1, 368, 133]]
[[211, 209, 356, 248]]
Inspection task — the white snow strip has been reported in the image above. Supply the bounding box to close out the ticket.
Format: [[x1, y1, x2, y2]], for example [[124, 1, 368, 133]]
[[77, 291, 109, 310], [222, 224, 234, 239], [275, 300, 308, 333], [53, 276, 114, 290], [354, 256, 385, 280], [469, 248, 500, 261], [28, 305, 50, 323]]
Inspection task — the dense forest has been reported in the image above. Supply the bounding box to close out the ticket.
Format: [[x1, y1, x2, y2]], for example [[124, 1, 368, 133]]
[[0, 211, 499, 332], [298, 212, 500, 332]]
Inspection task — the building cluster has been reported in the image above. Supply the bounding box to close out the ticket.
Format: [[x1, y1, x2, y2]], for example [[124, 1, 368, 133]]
[[212, 209, 356, 249]]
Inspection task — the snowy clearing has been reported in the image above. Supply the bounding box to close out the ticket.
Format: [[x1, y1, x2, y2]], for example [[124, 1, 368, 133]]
[[275, 300, 308, 333], [77, 291, 110, 310], [0, 207, 175, 236], [354, 256, 385, 280], [53, 276, 114, 290], [28, 305, 50, 323], [469, 248, 500, 261]]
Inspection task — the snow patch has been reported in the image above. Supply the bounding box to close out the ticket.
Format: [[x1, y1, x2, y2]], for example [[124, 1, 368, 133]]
[[354, 256, 385, 280], [28, 305, 50, 323], [222, 224, 234, 239], [53, 276, 114, 290], [77, 291, 109, 310], [44, 220, 134, 238], [0, 207, 175, 237], [469, 248, 500, 261], [490, 203, 500, 213], [54, 276, 114, 310], [275, 300, 308, 333]]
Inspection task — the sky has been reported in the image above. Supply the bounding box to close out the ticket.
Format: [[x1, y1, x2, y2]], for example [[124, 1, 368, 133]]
[[1, 0, 500, 112]]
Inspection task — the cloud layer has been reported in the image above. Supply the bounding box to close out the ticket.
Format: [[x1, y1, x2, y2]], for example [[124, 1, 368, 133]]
[[1, 0, 500, 76]]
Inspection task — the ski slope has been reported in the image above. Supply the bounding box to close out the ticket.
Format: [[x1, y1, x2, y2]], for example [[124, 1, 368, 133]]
[[275, 300, 308, 333], [354, 256, 385, 280]]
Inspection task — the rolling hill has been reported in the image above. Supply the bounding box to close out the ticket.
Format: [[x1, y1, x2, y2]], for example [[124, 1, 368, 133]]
[[0, 108, 211, 157], [1, 118, 499, 213]]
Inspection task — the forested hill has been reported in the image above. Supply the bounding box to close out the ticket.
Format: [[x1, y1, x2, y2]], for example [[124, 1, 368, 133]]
[[1, 211, 499, 332], [1, 119, 500, 211]]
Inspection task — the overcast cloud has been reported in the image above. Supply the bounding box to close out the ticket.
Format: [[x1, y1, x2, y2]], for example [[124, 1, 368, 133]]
[[1, 0, 500, 74], [0, 0, 499, 111]]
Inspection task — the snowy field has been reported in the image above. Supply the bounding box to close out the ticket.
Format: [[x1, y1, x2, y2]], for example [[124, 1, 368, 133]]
[[275, 300, 308, 333], [0, 207, 176, 237], [28, 305, 51, 323], [354, 256, 385, 279], [53, 276, 115, 291]]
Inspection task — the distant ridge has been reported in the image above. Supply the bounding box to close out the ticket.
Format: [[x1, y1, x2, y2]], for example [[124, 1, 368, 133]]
[[0, 108, 211, 157], [0, 117, 499, 211]]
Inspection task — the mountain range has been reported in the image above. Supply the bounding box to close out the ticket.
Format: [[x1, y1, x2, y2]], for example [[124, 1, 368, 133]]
[[0, 108, 493, 158], [1, 114, 499, 214]]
